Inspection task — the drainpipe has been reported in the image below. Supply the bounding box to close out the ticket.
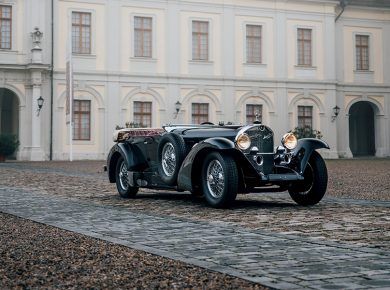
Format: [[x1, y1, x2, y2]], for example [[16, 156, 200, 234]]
[[49, 0, 54, 160], [335, 0, 347, 22]]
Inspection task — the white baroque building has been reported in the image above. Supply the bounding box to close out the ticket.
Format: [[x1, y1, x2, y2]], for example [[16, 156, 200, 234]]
[[0, 0, 389, 160]]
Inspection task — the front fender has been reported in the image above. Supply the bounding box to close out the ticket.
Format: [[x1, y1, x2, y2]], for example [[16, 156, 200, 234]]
[[177, 137, 236, 191], [291, 138, 329, 174]]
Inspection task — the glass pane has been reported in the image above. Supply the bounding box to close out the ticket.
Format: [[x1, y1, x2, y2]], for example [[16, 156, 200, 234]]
[[2, 6, 11, 18], [134, 17, 142, 29], [82, 13, 91, 25], [144, 17, 152, 29], [72, 12, 80, 24]]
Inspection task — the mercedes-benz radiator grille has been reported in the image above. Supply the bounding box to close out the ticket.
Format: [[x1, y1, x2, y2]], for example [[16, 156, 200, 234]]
[[242, 125, 274, 174]]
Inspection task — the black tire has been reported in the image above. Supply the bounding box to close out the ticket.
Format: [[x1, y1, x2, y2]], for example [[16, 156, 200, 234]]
[[201, 152, 238, 208], [157, 133, 187, 185], [115, 156, 139, 198], [288, 151, 328, 205]]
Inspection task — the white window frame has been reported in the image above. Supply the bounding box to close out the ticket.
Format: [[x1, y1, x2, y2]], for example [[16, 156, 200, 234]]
[[69, 8, 96, 56], [353, 32, 373, 72], [243, 22, 265, 64], [295, 25, 316, 68], [130, 13, 157, 59], [71, 94, 95, 145], [189, 17, 213, 62]]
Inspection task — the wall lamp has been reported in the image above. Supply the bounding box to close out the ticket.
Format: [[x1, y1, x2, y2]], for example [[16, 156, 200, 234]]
[[37, 96, 44, 116], [174, 100, 182, 119], [331, 105, 340, 122]]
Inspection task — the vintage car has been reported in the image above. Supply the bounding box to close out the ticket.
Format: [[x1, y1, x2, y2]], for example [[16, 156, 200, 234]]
[[106, 123, 329, 208]]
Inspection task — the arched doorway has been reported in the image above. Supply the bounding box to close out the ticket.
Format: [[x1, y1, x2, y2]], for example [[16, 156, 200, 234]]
[[349, 101, 375, 156], [0, 88, 20, 159]]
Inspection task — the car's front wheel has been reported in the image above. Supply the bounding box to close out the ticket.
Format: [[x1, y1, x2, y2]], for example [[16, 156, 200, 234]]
[[288, 151, 328, 205], [201, 152, 238, 208], [115, 156, 139, 198]]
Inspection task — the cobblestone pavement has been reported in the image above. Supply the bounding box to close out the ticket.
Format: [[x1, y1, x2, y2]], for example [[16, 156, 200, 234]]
[[0, 160, 389, 289], [0, 187, 389, 290]]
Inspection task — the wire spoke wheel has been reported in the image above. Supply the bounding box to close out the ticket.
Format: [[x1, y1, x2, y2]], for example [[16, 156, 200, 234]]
[[202, 152, 238, 208], [157, 133, 187, 185], [161, 142, 176, 177], [206, 160, 225, 198], [115, 156, 138, 198], [118, 160, 129, 191]]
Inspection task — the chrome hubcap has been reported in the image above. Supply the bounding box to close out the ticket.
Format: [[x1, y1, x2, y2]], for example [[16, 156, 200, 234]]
[[118, 161, 129, 190], [162, 142, 176, 176], [206, 160, 224, 198]]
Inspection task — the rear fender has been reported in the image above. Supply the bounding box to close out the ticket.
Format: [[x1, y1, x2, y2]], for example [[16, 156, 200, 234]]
[[177, 137, 248, 191], [291, 138, 329, 174], [107, 143, 147, 183]]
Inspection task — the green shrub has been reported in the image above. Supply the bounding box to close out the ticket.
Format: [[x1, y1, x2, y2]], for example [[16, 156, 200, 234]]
[[0, 134, 20, 156], [292, 126, 322, 139]]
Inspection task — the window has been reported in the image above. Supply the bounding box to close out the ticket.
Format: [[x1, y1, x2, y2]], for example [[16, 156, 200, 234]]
[[297, 28, 312, 66], [133, 101, 152, 127], [73, 100, 91, 140], [134, 16, 152, 57], [246, 104, 262, 124], [356, 35, 369, 71], [0, 5, 12, 49], [298, 106, 313, 128], [192, 21, 208, 61], [72, 12, 91, 54], [192, 103, 209, 124], [246, 25, 262, 63]]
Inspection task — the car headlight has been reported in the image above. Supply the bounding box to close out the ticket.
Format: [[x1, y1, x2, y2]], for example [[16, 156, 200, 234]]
[[281, 133, 297, 150], [236, 133, 251, 150]]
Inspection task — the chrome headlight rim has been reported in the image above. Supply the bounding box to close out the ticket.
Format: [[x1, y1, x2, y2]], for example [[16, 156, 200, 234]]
[[236, 133, 251, 150], [281, 133, 297, 150]]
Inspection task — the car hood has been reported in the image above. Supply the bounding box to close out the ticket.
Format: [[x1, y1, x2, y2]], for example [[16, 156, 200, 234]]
[[167, 126, 242, 140]]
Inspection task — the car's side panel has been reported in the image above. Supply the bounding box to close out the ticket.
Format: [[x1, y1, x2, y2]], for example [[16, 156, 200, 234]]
[[291, 138, 330, 174]]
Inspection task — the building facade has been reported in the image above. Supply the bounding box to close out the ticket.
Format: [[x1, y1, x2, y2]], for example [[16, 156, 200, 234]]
[[0, 0, 389, 160]]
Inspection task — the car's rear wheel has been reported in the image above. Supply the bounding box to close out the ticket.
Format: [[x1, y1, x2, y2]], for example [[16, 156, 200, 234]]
[[157, 133, 186, 185], [202, 152, 238, 208], [288, 151, 328, 205], [115, 156, 139, 198]]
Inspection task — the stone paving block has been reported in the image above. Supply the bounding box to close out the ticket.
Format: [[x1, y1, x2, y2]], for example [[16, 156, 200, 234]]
[[359, 279, 390, 287]]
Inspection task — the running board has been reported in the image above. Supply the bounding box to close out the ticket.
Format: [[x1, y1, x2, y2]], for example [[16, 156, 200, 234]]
[[263, 173, 304, 182]]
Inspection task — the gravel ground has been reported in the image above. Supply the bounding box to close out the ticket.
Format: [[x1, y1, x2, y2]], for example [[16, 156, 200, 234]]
[[0, 213, 265, 289], [326, 158, 390, 200]]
